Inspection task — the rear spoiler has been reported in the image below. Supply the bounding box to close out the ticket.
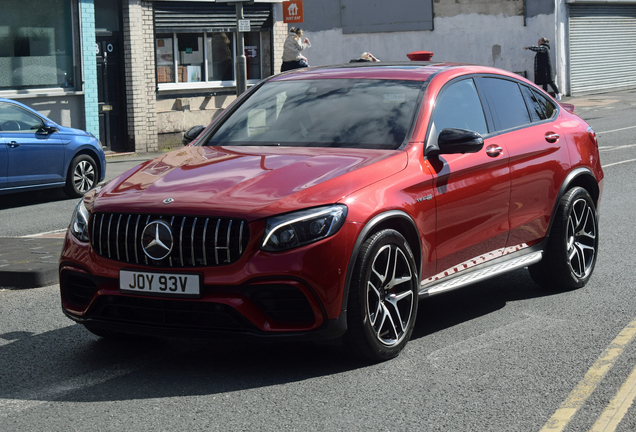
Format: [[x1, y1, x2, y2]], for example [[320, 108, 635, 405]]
[[559, 102, 575, 114]]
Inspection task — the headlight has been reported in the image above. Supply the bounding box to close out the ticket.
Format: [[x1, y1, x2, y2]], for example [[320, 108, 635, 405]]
[[70, 199, 90, 242], [261, 205, 348, 252]]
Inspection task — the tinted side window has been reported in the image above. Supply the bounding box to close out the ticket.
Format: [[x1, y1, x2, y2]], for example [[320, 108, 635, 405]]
[[432, 78, 488, 136], [520, 85, 556, 121], [483, 78, 531, 131]]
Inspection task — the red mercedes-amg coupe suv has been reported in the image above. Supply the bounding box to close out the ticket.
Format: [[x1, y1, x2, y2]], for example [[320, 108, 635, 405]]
[[60, 62, 603, 361]]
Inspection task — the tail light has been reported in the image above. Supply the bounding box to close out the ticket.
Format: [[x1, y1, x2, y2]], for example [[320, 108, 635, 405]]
[[587, 126, 598, 148]]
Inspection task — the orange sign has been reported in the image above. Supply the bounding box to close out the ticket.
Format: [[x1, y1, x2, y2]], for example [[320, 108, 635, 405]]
[[283, 0, 304, 23]]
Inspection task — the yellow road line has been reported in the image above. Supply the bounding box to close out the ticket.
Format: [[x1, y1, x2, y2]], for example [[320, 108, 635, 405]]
[[540, 318, 636, 432], [590, 362, 636, 432]]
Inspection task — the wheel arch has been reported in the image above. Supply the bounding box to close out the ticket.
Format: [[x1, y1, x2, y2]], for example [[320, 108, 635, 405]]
[[341, 210, 422, 313], [545, 167, 600, 242]]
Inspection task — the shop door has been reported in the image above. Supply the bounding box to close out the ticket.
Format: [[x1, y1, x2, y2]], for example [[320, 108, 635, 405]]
[[96, 36, 126, 151]]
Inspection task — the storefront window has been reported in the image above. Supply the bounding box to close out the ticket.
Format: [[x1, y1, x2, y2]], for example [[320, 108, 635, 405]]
[[177, 33, 203, 83], [156, 35, 174, 84], [0, 0, 75, 90], [156, 31, 265, 88], [207, 33, 234, 82]]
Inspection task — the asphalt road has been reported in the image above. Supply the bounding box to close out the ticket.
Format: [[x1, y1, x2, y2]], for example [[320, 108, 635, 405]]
[[1, 91, 636, 431], [0, 152, 164, 237]]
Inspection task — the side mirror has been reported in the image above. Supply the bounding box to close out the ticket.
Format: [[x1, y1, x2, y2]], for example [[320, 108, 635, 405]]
[[37, 120, 59, 135], [428, 128, 484, 156], [182, 125, 205, 146]]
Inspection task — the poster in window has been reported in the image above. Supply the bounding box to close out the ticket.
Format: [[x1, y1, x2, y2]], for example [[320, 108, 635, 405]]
[[187, 65, 201, 82], [245, 46, 257, 58]]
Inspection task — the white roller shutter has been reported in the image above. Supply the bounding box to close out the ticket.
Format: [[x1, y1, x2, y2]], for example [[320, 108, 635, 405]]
[[569, 5, 636, 95]]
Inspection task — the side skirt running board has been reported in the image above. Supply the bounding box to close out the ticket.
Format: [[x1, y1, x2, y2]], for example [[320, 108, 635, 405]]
[[419, 251, 543, 297]]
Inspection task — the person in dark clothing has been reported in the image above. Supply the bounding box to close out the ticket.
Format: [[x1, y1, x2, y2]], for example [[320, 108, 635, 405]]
[[524, 37, 562, 101]]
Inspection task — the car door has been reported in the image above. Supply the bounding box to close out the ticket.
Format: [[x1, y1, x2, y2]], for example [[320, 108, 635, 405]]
[[478, 77, 570, 247], [0, 102, 66, 188], [425, 77, 511, 274]]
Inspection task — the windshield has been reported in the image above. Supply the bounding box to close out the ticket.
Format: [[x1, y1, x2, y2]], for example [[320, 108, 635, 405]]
[[205, 79, 424, 150]]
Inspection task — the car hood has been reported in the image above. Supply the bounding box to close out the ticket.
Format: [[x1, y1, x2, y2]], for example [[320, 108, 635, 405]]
[[57, 125, 93, 137], [93, 146, 407, 219]]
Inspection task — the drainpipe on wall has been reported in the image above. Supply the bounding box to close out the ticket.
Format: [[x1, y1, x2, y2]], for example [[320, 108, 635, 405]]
[[555, 0, 569, 96]]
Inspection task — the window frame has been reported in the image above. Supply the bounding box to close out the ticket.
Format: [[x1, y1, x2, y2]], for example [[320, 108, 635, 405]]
[[424, 75, 495, 156], [474, 74, 561, 134], [519, 84, 558, 124], [156, 31, 266, 92], [0, 0, 81, 97], [0, 101, 46, 133]]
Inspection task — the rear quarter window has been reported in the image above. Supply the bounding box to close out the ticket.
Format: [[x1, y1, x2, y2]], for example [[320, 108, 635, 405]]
[[520, 85, 557, 122]]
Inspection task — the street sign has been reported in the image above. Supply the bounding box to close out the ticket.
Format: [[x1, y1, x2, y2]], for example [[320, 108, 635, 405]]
[[283, 0, 303, 23], [238, 19, 250, 32]]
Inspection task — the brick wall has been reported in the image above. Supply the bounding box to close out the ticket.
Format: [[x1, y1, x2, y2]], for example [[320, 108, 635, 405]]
[[79, 0, 100, 139], [122, 0, 158, 153], [273, 20, 288, 74]]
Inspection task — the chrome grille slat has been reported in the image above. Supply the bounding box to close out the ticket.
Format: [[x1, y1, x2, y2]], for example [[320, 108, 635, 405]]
[[90, 213, 248, 268], [191, 217, 197, 266], [239, 221, 244, 254], [226, 220, 232, 263], [116, 215, 122, 260], [107, 214, 113, 258], [169, 217, 175, 267], [202, 218, 209, 266], [92, 214, 97, 253], [214, 219, 221, 265], [179, 218, 186, 266], [134, 215, 141, 264], [125, 215, 131, 262], [144, 216, 150, 265], [99, 214, 105, 256]]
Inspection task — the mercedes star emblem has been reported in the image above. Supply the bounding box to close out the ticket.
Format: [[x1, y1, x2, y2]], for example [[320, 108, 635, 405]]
[[141, 220, 174, 260]]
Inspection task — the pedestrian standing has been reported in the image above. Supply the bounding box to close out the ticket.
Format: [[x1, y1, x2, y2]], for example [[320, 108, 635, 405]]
[[524, 37, 562, 101], [281, 27, 311, 72]]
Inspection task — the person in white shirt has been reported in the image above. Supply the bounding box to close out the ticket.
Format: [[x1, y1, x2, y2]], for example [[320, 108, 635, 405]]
[[281, 27, 311, 72]]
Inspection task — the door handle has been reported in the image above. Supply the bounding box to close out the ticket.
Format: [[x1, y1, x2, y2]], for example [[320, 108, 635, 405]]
[[486, 144, 503, 157], [545, 132, 559, 143], [8, 141, 19, 148]]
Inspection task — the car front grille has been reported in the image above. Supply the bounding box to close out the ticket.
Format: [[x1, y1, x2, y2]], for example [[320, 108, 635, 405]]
[[90, 213, 250, 268]]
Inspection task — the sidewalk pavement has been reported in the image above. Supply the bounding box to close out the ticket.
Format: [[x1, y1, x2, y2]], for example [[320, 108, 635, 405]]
[[0, 236, 65, 289]]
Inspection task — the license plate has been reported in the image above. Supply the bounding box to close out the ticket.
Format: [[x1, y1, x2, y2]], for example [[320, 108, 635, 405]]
[[119, 270, 200, 298]]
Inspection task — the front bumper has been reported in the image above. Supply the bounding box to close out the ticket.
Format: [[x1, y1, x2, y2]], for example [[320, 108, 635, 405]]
[[59, 219, 359, 341]]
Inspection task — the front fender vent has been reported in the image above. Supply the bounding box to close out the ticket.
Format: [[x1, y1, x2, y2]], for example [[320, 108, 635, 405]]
[[89, 213, 250, 268]]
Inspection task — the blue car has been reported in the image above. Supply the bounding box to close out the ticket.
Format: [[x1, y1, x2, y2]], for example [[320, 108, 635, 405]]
[[0, 98, 106, 197]]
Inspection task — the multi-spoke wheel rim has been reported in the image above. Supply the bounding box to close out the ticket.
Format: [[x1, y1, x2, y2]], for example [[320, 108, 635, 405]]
[[366, 244, 415, 347], [567, 198, 596, 278], [73, 160, 95, 193]]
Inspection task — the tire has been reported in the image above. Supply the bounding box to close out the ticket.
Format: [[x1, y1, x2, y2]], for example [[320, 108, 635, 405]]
[[529, 187, 599, 290], [64, 154, 98, 197], [345, 229, 419, 361]]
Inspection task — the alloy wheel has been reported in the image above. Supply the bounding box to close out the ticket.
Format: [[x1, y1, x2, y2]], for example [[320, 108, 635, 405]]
[[73, 160, 96, 193], [567, 197, 596, 278], [366, 243, 415, 346]]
